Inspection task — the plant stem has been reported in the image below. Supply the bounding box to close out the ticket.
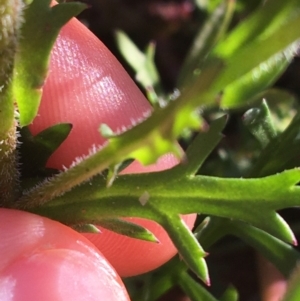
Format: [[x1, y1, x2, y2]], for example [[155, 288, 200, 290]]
[[0, 0, 23, 205], [0, 125, 20, 205]]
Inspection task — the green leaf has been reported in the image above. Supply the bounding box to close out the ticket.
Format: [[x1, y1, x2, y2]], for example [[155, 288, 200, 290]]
[[219, 285, 239, 301], [72, 224, 101, 234], [214, 0, 300, 58], [212, 9, 300, 91], [243, 99, 277, 148], [115, 30, 163, 105], [26, 169, 300, 243], [227, 220, 300, 277], [159, 214, 209, 284], [99, 123, 115, 138], [238, 88, 296, 132], [13, 0, 86, 126], [15, 60, 222, 207], [96, 218, 159, 243], [220, 46, 294, 109], [130, 262, 177, 301], [18, 152, 300, 285], [197, 216, 299, 278], [178, 271, 218, 301], [178, 0, 235, 87], [115, 30, 146, 75], [171, 115, 227, 177], [19, 123, 72, 176], [249, 111, 300, 177]]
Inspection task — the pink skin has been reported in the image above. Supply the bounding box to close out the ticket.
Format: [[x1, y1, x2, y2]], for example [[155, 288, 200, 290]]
[[257, 255, 287, 301], [1, 4, 289, 299], [0, 209, 130, 301], [0, 5, 196, 298], [28, 6, 196, 277]]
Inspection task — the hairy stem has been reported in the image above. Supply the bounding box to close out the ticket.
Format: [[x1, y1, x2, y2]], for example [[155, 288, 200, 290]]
[[0, 0, 23, 205]]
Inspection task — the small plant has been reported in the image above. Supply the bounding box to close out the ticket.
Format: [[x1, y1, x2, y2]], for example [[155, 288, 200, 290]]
[[2, 0, 300, 300]]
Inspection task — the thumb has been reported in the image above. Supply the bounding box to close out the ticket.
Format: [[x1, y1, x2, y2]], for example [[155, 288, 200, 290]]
[[0, 209, 130, 301]]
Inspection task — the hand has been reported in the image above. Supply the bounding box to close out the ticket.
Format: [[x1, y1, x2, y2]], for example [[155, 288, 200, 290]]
[[1, 5, 195, 300], [29, 13, 196, 277], [0, 208, 130, 300]]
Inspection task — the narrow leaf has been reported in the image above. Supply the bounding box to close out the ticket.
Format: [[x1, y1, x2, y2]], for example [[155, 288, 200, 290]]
[[198, 217, 299, 278], [172, 115, 227, 177], [213, 15, 300, 91], [215, 0, 300, 58], [228, 219, 300, 277], [178, 0, 235, 87], [97, 218, 159, 243], [115, 30, 162, 104], [243, 99, 277, 148], [179, 271, 217, 301], [13, 0, 86, 126], [220, 47, 294, 109], [72, 224, 101, 234], [115, 30, 145, 72], [160, 214, 209, 284], [219, 285, 239, 301]]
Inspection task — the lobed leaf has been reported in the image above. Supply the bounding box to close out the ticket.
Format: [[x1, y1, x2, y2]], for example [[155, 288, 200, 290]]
[[25, 169, 300, 243], [15, 59, 222, 208], [11, 2, 300, 293], [12, 0, 86, 126], [15, 1, 300, 210]]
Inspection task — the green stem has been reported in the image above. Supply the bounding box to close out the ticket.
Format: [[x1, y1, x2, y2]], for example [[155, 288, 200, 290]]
[[0, 0, 22, 205], [0, 125, 20, 205]]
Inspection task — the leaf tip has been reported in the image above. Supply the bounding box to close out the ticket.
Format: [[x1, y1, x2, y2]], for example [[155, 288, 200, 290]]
[[205, 277, 211, 287], [99, 123, 115, 138], [72, 224, 101, 234], [292, 237, 298, 247]]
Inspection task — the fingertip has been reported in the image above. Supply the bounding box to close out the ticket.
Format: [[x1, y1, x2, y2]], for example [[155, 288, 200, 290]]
[[1, 249, 129, 301], [0, 209, 99, 272], [0, 209, 130, 301]]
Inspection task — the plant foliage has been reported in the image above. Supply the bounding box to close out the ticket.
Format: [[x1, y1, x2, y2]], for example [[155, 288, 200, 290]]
[[2, 0, 300, 299]]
